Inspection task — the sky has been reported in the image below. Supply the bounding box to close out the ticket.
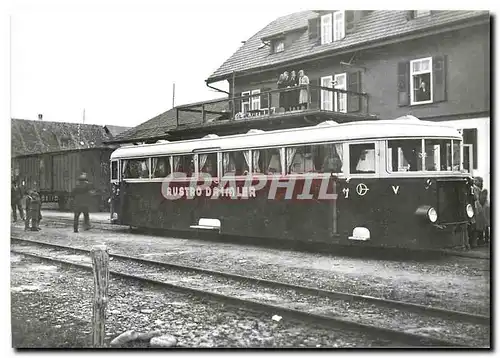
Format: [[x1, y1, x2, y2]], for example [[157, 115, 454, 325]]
[[10, 1, 311, 128], [9, 1, 497, 130]]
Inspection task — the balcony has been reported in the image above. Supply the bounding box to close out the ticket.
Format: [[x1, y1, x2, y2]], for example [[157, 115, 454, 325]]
[[174, 85, 374, 132]]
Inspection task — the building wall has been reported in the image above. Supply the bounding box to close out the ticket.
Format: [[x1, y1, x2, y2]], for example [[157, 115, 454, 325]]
[[233, 23, 490, 120]]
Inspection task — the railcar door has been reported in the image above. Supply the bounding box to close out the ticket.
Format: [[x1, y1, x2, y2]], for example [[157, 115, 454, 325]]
[[110, 160, 120, 222], [335, 141, 382, 243]]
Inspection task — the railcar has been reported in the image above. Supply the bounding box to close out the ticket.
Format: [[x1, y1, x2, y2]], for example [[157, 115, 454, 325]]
[[13, 148, 114, 211], [109, 116, 475, 250]]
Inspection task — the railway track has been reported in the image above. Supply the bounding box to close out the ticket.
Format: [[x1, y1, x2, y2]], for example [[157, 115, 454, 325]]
[[11, 237, 490, 347], [38, 216, 490, 261]]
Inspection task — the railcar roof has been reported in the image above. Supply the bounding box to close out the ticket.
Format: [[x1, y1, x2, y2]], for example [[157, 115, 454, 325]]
[[110, 117, 462, 159]]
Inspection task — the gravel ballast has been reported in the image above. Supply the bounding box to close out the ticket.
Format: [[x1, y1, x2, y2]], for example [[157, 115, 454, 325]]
[[11, 241, 490, 347], [10, 221, 490, 317], [12, 253, 408, 348]]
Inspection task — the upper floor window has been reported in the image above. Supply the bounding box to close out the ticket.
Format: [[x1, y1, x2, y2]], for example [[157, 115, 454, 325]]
[[241, 91, 250, 113], [333, 11, 345, 41], [251, 89, 261, 110], [321, 11, 345, 44], [273, 40, 284, 53], [410, 57, 432, 105], [414, 10, 431, 18], [321, 13, 332, 44]]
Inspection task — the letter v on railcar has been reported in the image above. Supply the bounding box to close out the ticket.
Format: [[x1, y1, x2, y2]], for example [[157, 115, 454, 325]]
[[108, 115, 475, 250]]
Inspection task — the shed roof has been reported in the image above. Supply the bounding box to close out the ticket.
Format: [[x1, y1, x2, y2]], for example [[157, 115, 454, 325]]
[[11, 118, 127, 157]]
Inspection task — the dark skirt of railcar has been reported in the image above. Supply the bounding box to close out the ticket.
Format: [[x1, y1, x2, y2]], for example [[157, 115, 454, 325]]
[[115, 176, 473, 250]]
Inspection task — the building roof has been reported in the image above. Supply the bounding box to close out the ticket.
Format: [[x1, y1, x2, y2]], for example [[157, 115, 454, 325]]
[[104, 125, 131, 137], [207, 10, 489, 82], [109, 99, 229, 143], [11, 118, 126, 157]]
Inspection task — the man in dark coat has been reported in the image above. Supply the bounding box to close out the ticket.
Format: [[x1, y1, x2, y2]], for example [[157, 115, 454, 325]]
[[72, 173, 94, 233], [25, 188, 42, 231], [11, 180, 25, 222]]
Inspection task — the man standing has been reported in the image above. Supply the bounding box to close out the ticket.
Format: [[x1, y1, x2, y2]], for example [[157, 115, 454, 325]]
[[72, 173, 93, 233], [25, 188, 42, 231], [11, 180, 25, 222]]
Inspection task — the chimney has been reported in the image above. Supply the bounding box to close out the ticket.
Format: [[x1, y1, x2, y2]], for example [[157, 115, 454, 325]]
[[38, 114, 43, 120]]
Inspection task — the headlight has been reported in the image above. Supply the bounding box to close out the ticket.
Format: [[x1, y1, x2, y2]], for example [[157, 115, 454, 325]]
[[427, 207, 438, 223], [466, 204, 474, 218]]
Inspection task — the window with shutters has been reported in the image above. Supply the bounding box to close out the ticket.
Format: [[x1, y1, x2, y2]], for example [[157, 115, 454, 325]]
[[273, 40, 284, 53], [333, 11, 345, 41], [410, 57, 433, 105], [334, 73, 347, 113], [320, 76, 333, 110], [241, 91, 250, 113], [251, 89, 261, 110], [321, 14, 332, 44]]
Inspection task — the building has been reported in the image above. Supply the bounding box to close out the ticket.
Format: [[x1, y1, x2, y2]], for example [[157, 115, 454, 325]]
[[11, 118, 130, 208], [111, 10, 490, 189]]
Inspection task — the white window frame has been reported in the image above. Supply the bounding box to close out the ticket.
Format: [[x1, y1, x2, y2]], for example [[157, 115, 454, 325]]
[[334, 73, 347, 113], [463, 144, 473, 173], [320, 75, 333, 111], [321, 13, 332, 45], [274, 40, 284, 53], [241, 91, 250, 113], [347, 141, 379, 177], [251, 89, 261, 111], [110, 160, 119, 182], [333, 10, 345, 41], [410, 57, 433, 105], [415, 10, 431, 18]]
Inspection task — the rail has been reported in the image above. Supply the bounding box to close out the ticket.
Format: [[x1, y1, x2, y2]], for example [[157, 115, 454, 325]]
[[175, 85, 370, 126]]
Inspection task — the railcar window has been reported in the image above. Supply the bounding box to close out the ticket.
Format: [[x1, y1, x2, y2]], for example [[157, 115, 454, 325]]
[[286, 144, 343, 174], [350, 143, 375, 174], [151, 156, 171, 178], [387, 140, 422, 172], [253, 148, 281, 175], [425, 139, 453, 171], [223, 151, 250, 176], [122, 158, 149, 179], [199, 153, 218, 177], [111, 161, 118, 180], [452, 140, 461, 171], [173, 155, 195, 177]]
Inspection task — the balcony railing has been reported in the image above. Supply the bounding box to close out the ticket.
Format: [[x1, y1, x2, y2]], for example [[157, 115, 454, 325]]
[[175, 84, 370, 126]]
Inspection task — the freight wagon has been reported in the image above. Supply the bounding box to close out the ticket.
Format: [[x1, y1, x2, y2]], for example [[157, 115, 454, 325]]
[[13, 147, 114, 211]]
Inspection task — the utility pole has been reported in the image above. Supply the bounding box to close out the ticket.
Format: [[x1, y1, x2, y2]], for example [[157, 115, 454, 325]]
[[172, 82, 175, 109]]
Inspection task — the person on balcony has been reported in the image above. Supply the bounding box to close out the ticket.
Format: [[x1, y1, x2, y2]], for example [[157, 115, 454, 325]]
[[288, 71, 299, 111], [278, 71, 290, 112], [298, 70, 310, 110]]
